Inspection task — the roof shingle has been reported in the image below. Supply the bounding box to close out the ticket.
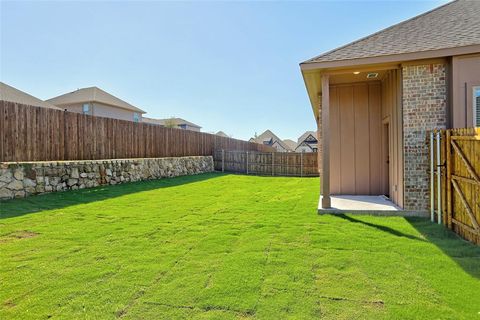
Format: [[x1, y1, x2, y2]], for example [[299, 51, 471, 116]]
[[47, 87, 146, 113], [303, 0, 480, 64], [0, 82, 61, 110]]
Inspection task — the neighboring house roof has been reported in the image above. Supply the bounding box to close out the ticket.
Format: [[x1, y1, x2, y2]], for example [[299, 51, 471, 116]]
[[216, 131, 229, 137], [297, 131, 317, 144], [252, 130, 293, 151], [143, 117, 201, 129], [47, 86, 146, 113], [283, 139, 297, 150], [302, 0, 480, 66], [0, 82, 62, 110], [295, 141, 314, 152]]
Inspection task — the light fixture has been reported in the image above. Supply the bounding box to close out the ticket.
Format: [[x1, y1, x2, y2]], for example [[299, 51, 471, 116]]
[[367, 72, 379, 79], [353, 71, 360, 75]]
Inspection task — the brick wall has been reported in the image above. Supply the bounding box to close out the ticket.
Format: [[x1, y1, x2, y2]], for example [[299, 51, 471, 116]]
[[402, 63, 447, 211]]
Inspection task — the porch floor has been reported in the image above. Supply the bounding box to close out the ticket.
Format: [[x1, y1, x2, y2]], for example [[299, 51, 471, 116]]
[[318, 195, 424, 216]]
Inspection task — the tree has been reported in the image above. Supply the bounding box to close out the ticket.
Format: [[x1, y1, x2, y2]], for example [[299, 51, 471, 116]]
[[164, 117, 177, 128]]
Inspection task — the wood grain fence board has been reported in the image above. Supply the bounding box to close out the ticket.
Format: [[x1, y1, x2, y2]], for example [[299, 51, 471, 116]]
[[214, 150, 318, 177], [434, 127, 479, 245], [1, 102, 274, 162]]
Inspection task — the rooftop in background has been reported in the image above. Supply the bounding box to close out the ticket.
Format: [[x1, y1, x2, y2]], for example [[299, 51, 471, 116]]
[[143, 117, 202, 129], [216, 131, 229, 137], [252, 129, 293, 151], [47, 87, 146, 114], [302, 0, 480, 66], [297, 131, 317, 144], [283, 139, 297, 150], [0, 82, 61, 110]]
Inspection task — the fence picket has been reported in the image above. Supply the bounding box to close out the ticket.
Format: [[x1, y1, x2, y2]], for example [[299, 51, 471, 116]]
[[0, 102, 274, 162]]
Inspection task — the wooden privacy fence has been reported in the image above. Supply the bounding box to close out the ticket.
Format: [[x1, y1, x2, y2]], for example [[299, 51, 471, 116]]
[[0, 102, 274, 162], [213, 150, 319, 177], [431, 127, 480, 245]]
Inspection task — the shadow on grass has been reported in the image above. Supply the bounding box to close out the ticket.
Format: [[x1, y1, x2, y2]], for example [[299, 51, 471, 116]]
[[406, 217, 480, 279], [0, 172, 223, 220], [334, 214, 428, 242]]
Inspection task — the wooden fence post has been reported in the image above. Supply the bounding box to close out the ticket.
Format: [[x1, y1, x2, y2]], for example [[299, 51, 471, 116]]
[[446, 130, 452, 229], [430, 132, 435, 222], [272, 152, 274, 176], [436, 131, 442, 225], [221, 149, 225, 172], [301, 152, 304, 177], [246, 151, 249, 174]]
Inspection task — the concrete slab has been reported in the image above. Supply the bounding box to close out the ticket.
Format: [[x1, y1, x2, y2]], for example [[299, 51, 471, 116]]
[[318, 195, 428, 217]]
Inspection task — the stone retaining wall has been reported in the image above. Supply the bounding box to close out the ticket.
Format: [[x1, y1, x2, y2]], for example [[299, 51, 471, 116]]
[[0, 156, 214, 200]]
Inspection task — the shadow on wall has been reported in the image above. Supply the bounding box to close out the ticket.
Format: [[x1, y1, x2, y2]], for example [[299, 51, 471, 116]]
[[0, 173, 223, 220]]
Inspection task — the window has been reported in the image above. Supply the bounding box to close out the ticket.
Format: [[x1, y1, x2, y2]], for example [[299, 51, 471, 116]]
[[133, 112, 140, 123], [474, 86, 480, 127], [82, 103, 90, 114]]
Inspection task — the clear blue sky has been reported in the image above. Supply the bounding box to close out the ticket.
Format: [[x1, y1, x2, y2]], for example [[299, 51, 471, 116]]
[[1, 0, 446, 140]]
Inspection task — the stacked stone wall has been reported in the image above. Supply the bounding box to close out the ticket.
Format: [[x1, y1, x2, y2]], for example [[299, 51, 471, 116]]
[[0, 156, 214, 200]]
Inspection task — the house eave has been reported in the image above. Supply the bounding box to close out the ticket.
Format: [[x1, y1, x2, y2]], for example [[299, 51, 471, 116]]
[[300, 44, 480, 71], [53, 100, 146, 114], [300, 44, 480, 119]]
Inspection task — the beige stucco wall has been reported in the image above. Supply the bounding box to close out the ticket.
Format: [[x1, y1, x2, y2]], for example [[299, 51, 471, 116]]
[[183, 125, 201, 132], [59, 103, 87, 114], [55, 102, 141, 122], [92, 102, 141, 122], [452, 54, 480, 128]]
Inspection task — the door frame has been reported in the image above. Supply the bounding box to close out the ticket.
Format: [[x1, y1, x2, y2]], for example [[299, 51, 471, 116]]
[[382, 116, 391, 197]]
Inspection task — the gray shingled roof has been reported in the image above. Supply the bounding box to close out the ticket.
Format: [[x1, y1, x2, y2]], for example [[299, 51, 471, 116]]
[[0, 82, 62, 110], [297, 131, 317, 144], [252, 130, 293, 151], [47, 87, 146, 113], [303, 0, 480, 64]]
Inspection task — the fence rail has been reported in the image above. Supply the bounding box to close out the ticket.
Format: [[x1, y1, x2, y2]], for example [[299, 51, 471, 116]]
[[0, 102, 274, 162], [213, 150, 319, 177], [431, 127, 480, 245]]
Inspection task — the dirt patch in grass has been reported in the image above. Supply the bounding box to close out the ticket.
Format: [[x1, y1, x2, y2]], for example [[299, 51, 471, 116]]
[[0, 230, 38, 243], [3, 299, 16, 309]]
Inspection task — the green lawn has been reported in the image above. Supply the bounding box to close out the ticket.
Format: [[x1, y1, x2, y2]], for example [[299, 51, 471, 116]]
[[1, 173, 479, 319]]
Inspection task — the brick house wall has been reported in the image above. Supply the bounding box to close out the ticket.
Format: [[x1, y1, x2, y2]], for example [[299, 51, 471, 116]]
[[402, 63, 447, 211]]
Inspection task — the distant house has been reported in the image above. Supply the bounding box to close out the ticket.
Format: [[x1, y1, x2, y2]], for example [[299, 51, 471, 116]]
[[143, 117, 201, 132], [0, 82, 61, 110], [283, 139, 297, 151], [295, 131, 318, 152], [47, 87, 146, 122], [216, 131, 229, 137], [251, 130, 292, 152]]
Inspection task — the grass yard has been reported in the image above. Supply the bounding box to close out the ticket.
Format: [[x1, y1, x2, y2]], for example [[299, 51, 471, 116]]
[[1, 173, 480, 319]]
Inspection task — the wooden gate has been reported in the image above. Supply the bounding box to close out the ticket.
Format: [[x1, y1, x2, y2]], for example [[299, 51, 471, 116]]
[[435, 128, 480, 245]]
